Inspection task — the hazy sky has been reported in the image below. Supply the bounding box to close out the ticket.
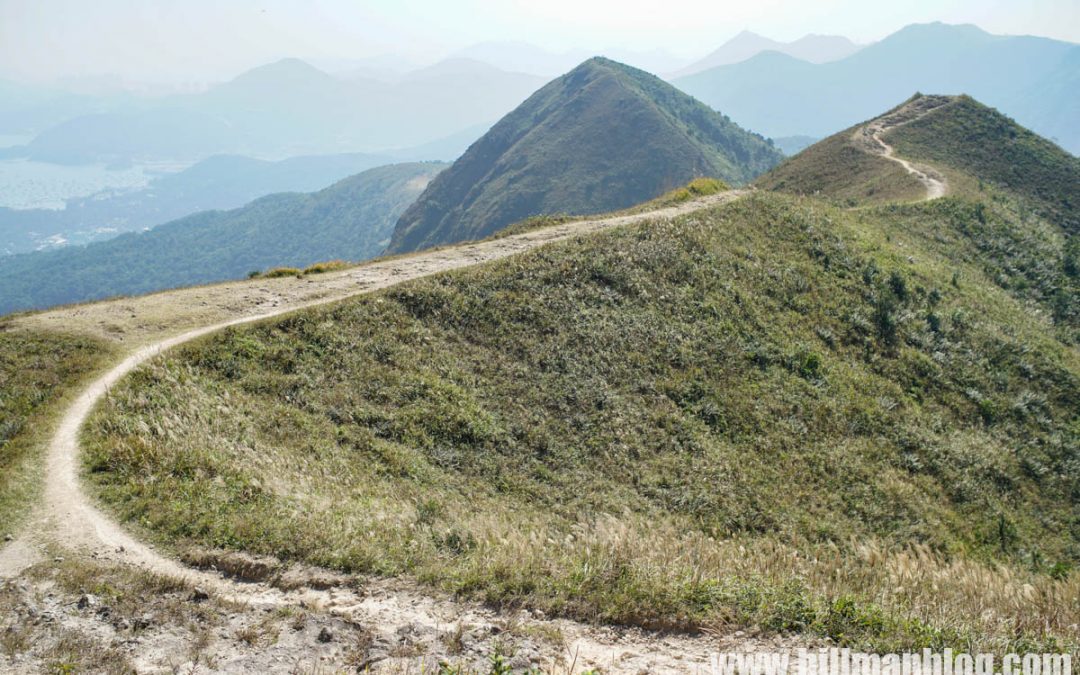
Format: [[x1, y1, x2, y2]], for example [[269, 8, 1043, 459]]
[[1, 0, 1077, 84]]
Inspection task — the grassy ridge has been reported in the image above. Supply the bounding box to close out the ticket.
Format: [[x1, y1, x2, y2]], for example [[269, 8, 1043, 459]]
[[886, 96, 1080, 232], [754, 128, 925, 205], [760, 95, 1080, 343], [86, 192, 1079, 650], [0, 327, 113, 531], [388, 58, 781, 253]]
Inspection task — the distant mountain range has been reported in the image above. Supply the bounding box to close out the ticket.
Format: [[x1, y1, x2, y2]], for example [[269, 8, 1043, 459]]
[[674, 23, 1080, 154], [0, 58, 544, 164], [389, 57, 782, 253], [670, 31, 862, 77], [0, 162, 446, 314], [1, 22, 1075, 172]]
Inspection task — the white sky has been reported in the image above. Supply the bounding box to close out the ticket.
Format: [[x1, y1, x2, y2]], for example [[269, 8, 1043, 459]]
[[1, 0, 1077, 84]]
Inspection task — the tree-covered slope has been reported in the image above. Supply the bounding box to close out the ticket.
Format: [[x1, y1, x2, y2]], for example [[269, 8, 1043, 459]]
[[0, 162, 445, 315], [388, 57, 781, 253]]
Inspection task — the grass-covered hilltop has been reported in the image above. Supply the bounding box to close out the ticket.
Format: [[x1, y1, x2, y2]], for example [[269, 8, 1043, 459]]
[[387, 57, 782, 253], [82, 95, 1080, 652]]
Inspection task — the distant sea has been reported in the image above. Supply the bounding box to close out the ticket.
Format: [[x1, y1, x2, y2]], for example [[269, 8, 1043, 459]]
[[0, 158, 154, 211]]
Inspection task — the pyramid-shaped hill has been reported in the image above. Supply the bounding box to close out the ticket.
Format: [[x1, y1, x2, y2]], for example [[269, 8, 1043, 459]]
[[758, 94, 1080, 230], [388, 57, 783, 253]]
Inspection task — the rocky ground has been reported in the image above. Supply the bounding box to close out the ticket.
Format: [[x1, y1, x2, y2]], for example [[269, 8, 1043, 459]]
[[1, 552, 803, 674]]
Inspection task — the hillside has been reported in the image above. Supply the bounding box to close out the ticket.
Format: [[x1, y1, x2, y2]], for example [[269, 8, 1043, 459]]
[[0, 162, 445, 314], [886, 96, 1080, 230], [674, 23, 1080, 154], [85, 182, 1080, 649], [760, 94, 1080, 342], [0, 152, 391, 256], [388, 57, 782, 253], [759, 95, 1080, 221]]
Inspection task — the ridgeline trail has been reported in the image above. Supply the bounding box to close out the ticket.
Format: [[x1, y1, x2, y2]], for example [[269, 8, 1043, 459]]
[[0, 113, 951, 670], [854, 94, 952, 201], [2, 189, 779, 674]]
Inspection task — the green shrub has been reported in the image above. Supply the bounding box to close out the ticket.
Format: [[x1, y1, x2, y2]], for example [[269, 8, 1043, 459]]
[[302, 260, 350, 275], [261, 267, 302, 279]]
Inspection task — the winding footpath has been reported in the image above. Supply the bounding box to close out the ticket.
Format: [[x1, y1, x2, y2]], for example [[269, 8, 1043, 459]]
[[0, 107, 951, 669], [2, 189, 759, 674], [855, 95, 952, 201]]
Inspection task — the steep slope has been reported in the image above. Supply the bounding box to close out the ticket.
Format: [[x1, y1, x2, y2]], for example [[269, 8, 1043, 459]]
[[760, 94, 1080, 343], [0, 162, 445, 314], [675, 23, 1079, 154], [759, 95, 1080, 225], [671, 30, 861, 77], [0, 151, 391, 256], [388, 57, 782, 253]]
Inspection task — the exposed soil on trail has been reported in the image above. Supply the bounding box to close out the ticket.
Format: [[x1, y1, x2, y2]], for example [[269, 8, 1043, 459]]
[[2, 190, 812, 673], [10, 191, 743, 348], [853, 95, 952, 200]]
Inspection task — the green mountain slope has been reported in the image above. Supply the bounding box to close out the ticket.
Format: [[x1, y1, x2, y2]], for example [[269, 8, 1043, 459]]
[[388, 57, 782, 253], [0, 162, 445, 315], [0, 152, 392, 256], [885, 96, 1080, 230], [85, 112, 1079, 649], [760, 95, 1080, 343], [758, 95, 1080, 219]]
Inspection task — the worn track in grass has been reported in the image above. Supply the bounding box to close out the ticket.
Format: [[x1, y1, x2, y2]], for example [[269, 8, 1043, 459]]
[[2, 189, 768, 673]]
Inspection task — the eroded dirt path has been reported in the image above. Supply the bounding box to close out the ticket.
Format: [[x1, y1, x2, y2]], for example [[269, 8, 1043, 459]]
[[3, 190, 779, 673], [854, 95, 952, 200]]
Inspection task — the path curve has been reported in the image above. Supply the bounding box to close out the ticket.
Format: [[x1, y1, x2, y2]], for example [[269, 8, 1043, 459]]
[[1, 189, 752, 672], [855, 95, 952, 201]]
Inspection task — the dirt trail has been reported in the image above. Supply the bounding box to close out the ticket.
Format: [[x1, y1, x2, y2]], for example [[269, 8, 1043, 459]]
[[13, 192, 738, 348], [854, 95, 952, 200], [3, 190, 773, 673]]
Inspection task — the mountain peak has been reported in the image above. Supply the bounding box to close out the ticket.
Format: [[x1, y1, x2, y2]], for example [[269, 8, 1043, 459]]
[[731, 29, 768, 41], [227, 58, 334, 87], [672, 29, 860, 77], [387, 57, 782, 253], [886, 22, 991, 42]]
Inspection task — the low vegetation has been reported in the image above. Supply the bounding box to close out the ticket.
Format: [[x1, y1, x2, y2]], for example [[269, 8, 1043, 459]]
[[630, 177, 730, 211], [886, 95, 1079, 232], [85, 192, 1079, 651], [258, 267, 302, 279], [302, 259, 350, 275], [0, 326, 113, 531], [754, 124, 925, 205]]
